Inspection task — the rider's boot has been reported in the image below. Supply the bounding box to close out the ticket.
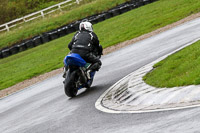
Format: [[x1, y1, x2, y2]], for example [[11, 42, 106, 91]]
[[86, 70, 91, 80], [89, 61, 101, 72]]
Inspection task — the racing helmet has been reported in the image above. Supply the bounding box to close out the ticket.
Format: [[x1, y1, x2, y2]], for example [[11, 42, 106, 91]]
[[79, 21, 93, 32]]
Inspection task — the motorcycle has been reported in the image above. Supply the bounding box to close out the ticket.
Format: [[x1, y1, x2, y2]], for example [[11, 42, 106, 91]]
[[63, 53, 96, 97]]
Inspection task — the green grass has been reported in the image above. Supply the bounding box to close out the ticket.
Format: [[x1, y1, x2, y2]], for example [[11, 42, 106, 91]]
[[143, 40, 200, 88], [0, 35, 72, 89], [1, 0, 200, 90], [0, 0, 66, 25], [0, 0, 129, 49]]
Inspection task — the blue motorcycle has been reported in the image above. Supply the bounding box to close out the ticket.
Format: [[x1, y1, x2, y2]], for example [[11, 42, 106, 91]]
[[63, 53, 96, 97]]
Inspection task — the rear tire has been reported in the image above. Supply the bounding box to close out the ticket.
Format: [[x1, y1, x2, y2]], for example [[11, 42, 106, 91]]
[[64, 71, 78, 97]]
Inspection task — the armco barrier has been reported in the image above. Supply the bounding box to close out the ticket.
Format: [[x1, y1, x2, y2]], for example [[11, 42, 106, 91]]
[[0, 0, 157, 59]]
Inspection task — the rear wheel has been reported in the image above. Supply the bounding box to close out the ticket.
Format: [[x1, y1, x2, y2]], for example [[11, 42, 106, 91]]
[[64, 71, 78, 97]]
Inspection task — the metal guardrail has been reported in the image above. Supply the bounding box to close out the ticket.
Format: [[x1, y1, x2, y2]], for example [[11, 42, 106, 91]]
[[0, 0, 80, 32]]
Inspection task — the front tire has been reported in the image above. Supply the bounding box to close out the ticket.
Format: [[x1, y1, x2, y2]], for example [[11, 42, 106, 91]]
[[64, 71, 78, 97]]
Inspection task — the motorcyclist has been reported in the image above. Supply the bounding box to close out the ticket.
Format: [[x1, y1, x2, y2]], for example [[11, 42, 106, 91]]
[[63, 21, 103, 78]]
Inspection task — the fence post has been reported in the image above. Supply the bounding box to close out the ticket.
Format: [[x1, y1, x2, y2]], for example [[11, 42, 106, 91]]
[[41, 11, 45, 18], [76, 0, 79, 4], [5, 24, 9, 31], [58, 4, 62, 12], [23, 17, 26, 22]]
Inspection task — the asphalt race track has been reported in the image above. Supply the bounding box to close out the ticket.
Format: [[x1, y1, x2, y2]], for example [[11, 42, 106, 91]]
[[1, 17, 200, 133]]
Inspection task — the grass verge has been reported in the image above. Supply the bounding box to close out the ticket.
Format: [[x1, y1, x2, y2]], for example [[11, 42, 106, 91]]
[[0, 0, 66, 25], [1, 0, 200, 90], [0, 0, 129, 49], [143, 40, 200, 88]]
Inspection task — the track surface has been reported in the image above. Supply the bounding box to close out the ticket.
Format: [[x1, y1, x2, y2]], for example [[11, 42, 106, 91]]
[[1, 17, 200, 133]]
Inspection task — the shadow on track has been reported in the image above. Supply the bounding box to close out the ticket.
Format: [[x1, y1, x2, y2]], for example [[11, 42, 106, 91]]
[[67, 84, 104, 100]]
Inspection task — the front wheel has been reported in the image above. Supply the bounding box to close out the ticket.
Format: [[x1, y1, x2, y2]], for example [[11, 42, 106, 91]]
[[64, 71, 78, 97]]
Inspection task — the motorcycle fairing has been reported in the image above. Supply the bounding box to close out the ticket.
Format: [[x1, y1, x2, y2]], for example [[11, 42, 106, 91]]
[[64, 53, 86, 67]]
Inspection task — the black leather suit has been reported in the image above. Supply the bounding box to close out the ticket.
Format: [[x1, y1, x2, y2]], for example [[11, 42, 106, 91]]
[[68, 30, 102, 71]]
